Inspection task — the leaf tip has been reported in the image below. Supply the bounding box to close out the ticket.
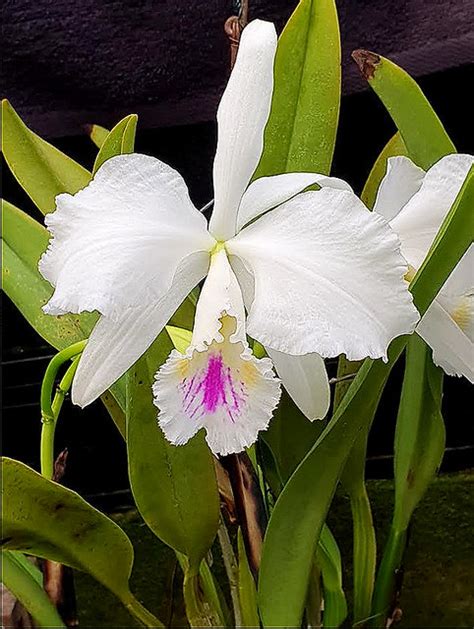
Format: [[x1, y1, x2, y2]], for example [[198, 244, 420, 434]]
[[352, 49, 380, 81]]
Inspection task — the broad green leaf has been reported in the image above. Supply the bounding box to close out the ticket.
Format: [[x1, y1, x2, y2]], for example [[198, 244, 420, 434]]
[[237, 529, 260, 627], [1, 100, 91, 214], [370, 335, 445, 625], [255, 0, 340, 177], [258, 170, 474, 627], [126, 331, 220, 571], [2, 551, 65, 628], [93, 114, 138, 174], [352, 51, 455, 169], [317, 526, 347, 628], [2, 200, 126, 436], [87, 124, 110, 149], [1, 458, 163, 627]]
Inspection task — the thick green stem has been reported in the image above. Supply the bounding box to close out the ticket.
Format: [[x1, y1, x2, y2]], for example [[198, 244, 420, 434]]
[[125, 595, 165, 628], [2, 551, 66, 628], [217, 520, 242, 626], [40, 357, 81, 480], [369, 527, 407, 628]]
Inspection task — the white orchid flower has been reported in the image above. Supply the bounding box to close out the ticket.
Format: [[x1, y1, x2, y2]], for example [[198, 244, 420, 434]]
[[374, 153, 474, 382], [39, 20, 419, 455]]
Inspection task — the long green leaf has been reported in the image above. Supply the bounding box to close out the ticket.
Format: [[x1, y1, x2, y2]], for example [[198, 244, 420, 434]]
[[257, 169, 474, 627], [317, 526, 347, 627], [1, 100, 91, 214], [86, 123, 110, 149], [352, 51, 455, 169], [370, 336, 445, 626], [93, 115, 138, 174], [2, 551, 66, 628], [1, 458, 163, 627], [126, 331, 220, 571], [361, 132, 408, 208], [255, 0, 340, 177]]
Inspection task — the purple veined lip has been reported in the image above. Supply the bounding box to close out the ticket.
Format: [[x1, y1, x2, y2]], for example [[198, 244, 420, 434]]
[[179, 351, 247, 421]]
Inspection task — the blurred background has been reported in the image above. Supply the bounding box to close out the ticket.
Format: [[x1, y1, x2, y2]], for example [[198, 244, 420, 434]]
[[2, 0, 473, 509]]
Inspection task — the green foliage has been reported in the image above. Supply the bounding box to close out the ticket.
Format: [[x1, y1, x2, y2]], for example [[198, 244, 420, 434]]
[[1, 100, 91, 214], [317, 526, 347, 627], [2, 551, 66, 628], [255, 0, 340, 177], [87, 123, 110, 148], [237, 529, 260, 627], [353, 51, 456, 169], [1, 458, 163, 627], [126, 332, 220, 572]]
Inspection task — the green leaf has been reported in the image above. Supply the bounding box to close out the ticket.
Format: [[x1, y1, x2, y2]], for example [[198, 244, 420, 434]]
[[257, 169, 474, 628], [317, 526, 347, 628], [166, 325, 193, 352], [93, 115, 138, 174], [352, 51, 455, 169], [237, 529, 260, 627], [126, 331, 220, 571], [1, 100, 91, 214], [86, 124, 110, 149], [2, 550, 66, 628], [255, 0, 340, 177], [2, 200, 126, 436], [1, 458, 163, 627], [370, 335, 445, 625]]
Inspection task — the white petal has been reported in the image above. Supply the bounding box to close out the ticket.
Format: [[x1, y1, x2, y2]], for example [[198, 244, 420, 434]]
[[40, 153, 214, 319], [267, 349, 330, 421], [388, 153, 474, 269], [373, 156, 425, 221], [72, 252, 210, 407], [154, 250, 281, 455], [227, 188, 419, 360], [237, 173, 352, 231], [417, 300, 474, 383], [209, 20, 277, 241]]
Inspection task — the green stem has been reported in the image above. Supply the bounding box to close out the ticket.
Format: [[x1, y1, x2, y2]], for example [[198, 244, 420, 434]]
[[370, 527, 407, 628], [40, 341, 86, 423], [125, 595, 165, 628], [2, 551, 66, 628], [350, 486, 376, 625], [217, 520, 242, 626], [40, 356, 81, 480]]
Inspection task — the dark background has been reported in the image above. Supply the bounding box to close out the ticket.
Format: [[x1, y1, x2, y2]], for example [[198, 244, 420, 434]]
[[2, 0, 473, 508]]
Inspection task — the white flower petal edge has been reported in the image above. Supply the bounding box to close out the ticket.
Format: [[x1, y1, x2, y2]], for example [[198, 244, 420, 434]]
[[72, 252, 211, 407], [153, 249, 281, 456], [40, 154, 214, 320], [227, 188, 419, 360], [417, 246, 474, 382], [387, 154, 474, 269], [267, 349, 330, 421], [209, 20, 277, 240], [373, 156, 425, 221], [237, 172, 353, 231]]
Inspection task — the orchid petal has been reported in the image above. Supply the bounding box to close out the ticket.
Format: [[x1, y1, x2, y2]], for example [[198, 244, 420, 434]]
[[417, 300, 474, 383], [237, 172, 352, 231], [267, 349, 330, 421], [388, 153, 474, 269], [227, 188, 419, 360], [40, 153, 214, 319], [417, 245, 474, 382], [72, 251, 210, 407], [154, 250, 281, 455], [373, 156, 425, 221], [209, 20, 277, 241]]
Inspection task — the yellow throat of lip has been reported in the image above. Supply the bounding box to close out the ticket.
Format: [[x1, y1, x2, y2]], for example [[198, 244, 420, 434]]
[[452, 297, 472, 332]]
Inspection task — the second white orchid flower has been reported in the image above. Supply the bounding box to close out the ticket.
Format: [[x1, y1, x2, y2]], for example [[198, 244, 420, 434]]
[[39, 20, 419, 455]]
